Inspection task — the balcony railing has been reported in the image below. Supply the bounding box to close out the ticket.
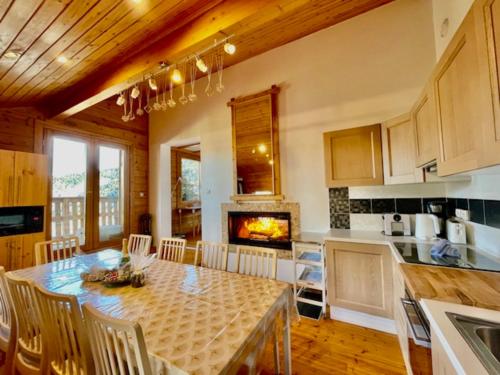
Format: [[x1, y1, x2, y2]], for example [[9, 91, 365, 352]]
[[51, 197, 121, 242]]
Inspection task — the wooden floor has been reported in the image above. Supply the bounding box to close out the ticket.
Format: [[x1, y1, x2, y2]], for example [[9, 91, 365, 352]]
[[257, 317, 408, 375]]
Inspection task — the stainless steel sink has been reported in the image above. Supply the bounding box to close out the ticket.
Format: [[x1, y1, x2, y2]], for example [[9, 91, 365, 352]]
[[446, 312, 500, 374]]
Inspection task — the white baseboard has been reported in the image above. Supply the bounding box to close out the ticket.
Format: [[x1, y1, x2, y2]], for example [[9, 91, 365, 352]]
[[330, 306, 397, 334]]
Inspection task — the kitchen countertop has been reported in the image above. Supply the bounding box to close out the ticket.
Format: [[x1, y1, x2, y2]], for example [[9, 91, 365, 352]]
[[296, 229, 500, 309], [401, 263, 500, 311], [421, 299, 500, 375]]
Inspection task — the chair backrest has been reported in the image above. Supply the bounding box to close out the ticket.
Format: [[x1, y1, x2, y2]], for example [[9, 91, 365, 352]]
[[4, 273, 43, 358], [0, 266, 13, 344], [82, 302, 152, 375], [34, 285, 92, 374], [128, 234, 152, 256], [236, 246, 277, 280], [157, 237, 186, 263], [35, 236, 80, 265], [194, 241, 228, 271]]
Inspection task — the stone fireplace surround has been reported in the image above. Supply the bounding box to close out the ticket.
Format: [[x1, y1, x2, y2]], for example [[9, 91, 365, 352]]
[[221, 201, 300, 259]]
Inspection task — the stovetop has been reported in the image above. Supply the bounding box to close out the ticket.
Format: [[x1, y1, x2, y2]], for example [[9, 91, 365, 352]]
[[393, 242, 500, 272]]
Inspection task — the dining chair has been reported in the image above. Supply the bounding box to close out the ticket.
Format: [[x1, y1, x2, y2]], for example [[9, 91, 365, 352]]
[[33, 285, 92, 375], [157, 237, 186, 263], [194, 241, 228, 270], [34, 236, 80, 265], [0, 267, 15, 374], [235, 245, 278, 280], [82, 302, 153, 375], [128, 234, 152, 256], [5, 272, 45, 375]]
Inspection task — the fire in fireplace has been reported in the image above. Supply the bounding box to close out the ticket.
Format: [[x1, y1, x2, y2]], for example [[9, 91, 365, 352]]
[[228, 211, 291, 250]]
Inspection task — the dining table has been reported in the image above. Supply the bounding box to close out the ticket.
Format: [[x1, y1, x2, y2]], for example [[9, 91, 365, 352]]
[[12, 249, 294, 375]]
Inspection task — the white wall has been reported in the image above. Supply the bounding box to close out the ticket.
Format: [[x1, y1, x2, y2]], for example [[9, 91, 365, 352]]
[[149, 0, 436, 242], [432, 0, 474, 59]]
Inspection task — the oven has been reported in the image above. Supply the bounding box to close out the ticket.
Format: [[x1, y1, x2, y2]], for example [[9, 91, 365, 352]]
[[401, 288, 433, 373], [0, 206, 44, 237]]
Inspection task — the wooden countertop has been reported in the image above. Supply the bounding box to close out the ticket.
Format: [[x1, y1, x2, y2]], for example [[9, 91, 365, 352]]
[[400, 263, 500, 311]]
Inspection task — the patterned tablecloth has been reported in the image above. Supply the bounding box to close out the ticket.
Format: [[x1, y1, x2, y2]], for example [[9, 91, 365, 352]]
[[13, 250, 293, 375]]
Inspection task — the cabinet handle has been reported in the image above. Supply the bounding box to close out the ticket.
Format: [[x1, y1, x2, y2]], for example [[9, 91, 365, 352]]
[[7, 241, 12, 270], [7, 176, 13, 204]]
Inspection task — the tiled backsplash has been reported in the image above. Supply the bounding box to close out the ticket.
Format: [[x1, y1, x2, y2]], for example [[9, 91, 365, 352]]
[[329, 187, 500, 230]]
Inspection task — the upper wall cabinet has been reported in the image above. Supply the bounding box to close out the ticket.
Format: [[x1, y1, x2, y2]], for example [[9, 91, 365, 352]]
[[323, 124, 383, 187], [411, 84, 439, 167], [433, 5, 492, 176], [0, 150, 48, 207], [228, 85, 281, 200], [382, 114, 424, 185], [475, 0, 500, 166]]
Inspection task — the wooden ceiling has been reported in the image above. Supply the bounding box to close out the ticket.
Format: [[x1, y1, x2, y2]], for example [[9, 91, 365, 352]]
[[0, 0, 392, 118]]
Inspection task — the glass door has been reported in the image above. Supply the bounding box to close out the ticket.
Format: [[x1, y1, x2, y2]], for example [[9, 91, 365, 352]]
[[50, 136, 90, 248], [95, 144, 127, 248]]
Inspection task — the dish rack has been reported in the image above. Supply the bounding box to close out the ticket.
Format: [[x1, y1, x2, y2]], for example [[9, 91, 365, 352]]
[[292, 240, 326, 319]]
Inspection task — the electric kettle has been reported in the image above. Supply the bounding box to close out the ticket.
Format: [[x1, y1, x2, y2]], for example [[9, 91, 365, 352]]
[[415, 214, 441, 240]]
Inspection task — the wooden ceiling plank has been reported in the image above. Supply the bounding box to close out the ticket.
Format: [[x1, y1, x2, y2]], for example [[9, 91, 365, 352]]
[[8, 0, 174, 103], [0, 0, 69, 83], [25, 0, 221, 104], [0, 0, 13, 23], [0, 0, 44, 56], [0, 0, 104, 96]]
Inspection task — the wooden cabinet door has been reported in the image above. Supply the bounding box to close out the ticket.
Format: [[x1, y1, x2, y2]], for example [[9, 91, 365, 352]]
[[8, 236, 24, 271], [325, 241, 393, 318], [476, 0, 500, 166], [14, 152, 48, 206], [0, 150, 15, 207], [412, 85, 439, 167], [323, 124, 384, 187], [0, 237, 13, 271], [382, 114, 423, 184], [433, 9, 486, 176], [431, 329, 457, 375]]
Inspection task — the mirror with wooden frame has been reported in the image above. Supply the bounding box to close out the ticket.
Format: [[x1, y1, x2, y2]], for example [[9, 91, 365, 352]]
[[228, 85, 282, 200]]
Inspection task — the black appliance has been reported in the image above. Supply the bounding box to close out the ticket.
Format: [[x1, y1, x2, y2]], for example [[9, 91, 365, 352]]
[[0, 206, 44, 237], [394, 242, 500, 272], [426, 200, 448, 238]]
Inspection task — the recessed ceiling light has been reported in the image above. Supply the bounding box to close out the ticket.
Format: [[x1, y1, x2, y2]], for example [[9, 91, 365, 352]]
[[224, 42, 236, 55], [3, 50, 21, 60], [57, 55, 68, 64]]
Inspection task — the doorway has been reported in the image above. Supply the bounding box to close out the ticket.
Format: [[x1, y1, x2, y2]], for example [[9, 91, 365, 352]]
[[171, 143, 201, 251], [49, 133, 129, 250]]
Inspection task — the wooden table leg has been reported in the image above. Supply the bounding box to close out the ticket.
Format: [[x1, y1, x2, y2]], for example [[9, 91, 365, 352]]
[[283, 302, 292, 375]]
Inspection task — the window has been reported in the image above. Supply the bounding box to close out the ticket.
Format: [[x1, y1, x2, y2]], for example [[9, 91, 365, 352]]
[[180, 157, 200, 204]]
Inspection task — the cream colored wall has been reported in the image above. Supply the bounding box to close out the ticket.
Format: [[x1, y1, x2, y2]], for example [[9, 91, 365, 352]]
[[149, 0, 436, 242], [431, 0, 474, 59]]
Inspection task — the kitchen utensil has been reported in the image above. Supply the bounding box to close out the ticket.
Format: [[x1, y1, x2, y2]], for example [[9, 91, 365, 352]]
[[447, 219, 467, 244]]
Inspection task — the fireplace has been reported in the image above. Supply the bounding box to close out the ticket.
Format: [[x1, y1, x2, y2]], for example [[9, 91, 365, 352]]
[[228, 211, 292, 250]]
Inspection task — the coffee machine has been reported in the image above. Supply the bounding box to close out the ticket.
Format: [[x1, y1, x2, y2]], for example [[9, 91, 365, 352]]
[[426, 200, 448, 238]]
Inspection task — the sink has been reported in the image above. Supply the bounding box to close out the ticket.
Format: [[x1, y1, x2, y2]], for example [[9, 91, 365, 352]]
[[446, 312, 500, 374]]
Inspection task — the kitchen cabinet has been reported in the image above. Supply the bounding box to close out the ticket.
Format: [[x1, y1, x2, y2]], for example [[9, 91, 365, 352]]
[[431, 328, 457, 375], [475, 0, 500, 167], [382, 114, 424, 184], [323, 124, 384, 187], [14, 151, 48, 206], [325, 241, 393, 318], [0, 150, 47, 208], [0, 233, 45, 271], [433, 6, 487, 176], [0, 150, 15, 207], [411, 85, 439, 167]]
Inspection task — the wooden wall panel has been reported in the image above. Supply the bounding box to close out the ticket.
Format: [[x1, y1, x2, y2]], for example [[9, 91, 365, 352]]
[[0, 101, 148, 245]]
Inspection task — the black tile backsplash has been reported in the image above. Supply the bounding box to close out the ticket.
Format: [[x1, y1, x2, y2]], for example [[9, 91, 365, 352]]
[[328, 187, 500, 231], [395, 198, 423, 214], [485, 200, 500, 229], [349, 199, 371, 214], [469, 199, 485, 225]]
